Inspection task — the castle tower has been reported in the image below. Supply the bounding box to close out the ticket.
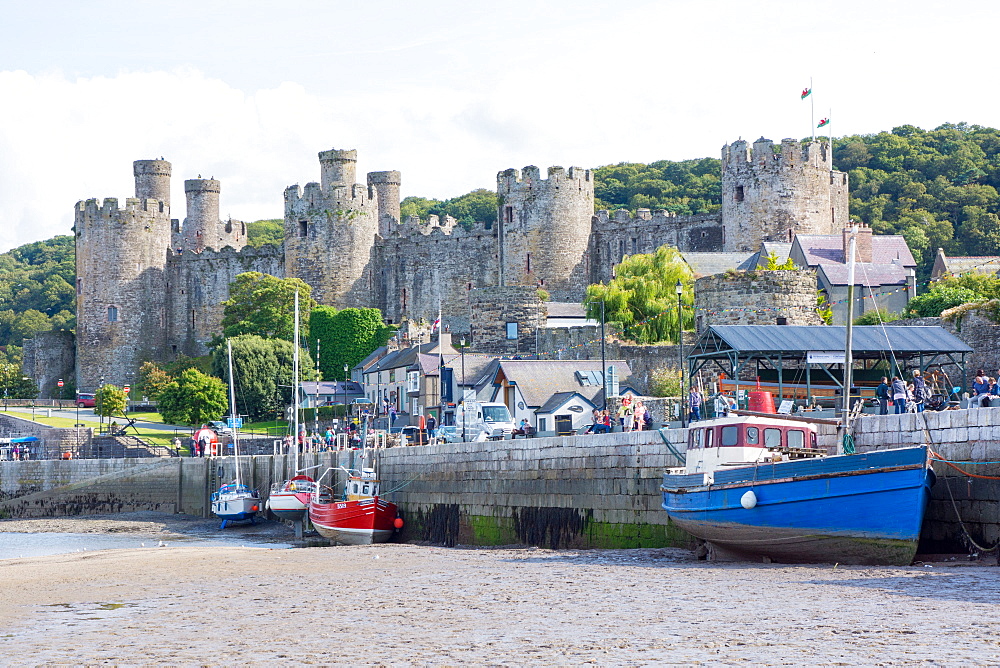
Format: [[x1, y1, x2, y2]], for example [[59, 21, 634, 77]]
[[284, 147, 380, 307], [176, 178, 246, 252], [496, 165, 594, 301], [367, 171, 401, 237], [721, 138, 849, 252], [133, 159, 171, 203], [74, 166, 173, 392]]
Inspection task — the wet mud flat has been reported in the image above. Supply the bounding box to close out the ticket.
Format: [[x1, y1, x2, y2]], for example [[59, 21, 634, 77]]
[[1, 537, 999, 665]]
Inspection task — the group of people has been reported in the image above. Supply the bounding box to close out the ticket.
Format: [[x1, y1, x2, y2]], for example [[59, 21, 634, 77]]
[[971, 369, 1000, 408], [875, 371, 930, 414]]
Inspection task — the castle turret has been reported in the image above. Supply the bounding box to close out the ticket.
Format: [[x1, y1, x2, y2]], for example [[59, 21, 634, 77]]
[[721, 137, 849, 252], [284, 148, 379, 307], [367, 170, 401, 237], [133, 159, 171, 204], [319, 149, 357, 190], [496, 165, 594, 300], [176, 178, 246, 252]]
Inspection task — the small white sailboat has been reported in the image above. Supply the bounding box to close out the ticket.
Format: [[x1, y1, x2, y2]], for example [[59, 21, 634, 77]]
[[265, 291, 316, 535], [211, 339, 262, 529]]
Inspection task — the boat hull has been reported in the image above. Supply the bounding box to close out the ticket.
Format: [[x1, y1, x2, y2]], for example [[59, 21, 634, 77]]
[[212, 484, 261, 522], [266, 490, 313, 521], [662, 446, 934, 566], [309, 497, 398, 546]]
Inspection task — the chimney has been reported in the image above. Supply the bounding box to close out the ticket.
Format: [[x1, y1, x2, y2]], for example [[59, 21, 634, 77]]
[[844, 224, 873, 263], [436, 331, 453, 351]]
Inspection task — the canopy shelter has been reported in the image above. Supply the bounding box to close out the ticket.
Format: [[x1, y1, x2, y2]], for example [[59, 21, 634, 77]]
[[688, 325, 972, 406]]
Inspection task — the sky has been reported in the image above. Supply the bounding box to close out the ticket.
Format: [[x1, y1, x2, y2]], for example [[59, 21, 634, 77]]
[[0, 0, 996, 252]]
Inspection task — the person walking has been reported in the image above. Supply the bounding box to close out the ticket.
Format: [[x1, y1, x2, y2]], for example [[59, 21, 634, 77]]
[[891, 376, 907, 414], [689, 387, 703, 422], [912, 370, 927, 413], [875, 377, 890, 416], [426, 414, 437, 441]]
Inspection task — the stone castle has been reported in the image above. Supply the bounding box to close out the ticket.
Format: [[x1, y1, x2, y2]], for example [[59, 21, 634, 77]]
[[64, 136, 847, 393]]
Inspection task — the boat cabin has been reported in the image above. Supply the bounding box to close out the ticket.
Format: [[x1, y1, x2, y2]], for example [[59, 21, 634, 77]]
[[346, 468, 380, 501], [683, 415, 822, 474]]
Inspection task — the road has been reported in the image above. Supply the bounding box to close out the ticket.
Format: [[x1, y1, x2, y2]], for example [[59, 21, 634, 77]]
[[0, 406, 185, 433]]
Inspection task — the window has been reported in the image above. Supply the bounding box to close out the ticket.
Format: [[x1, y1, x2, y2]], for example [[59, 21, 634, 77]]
[[776, 316, 787, 325], [539, 418, 547, 432], [526, 253, 531, 273], [76, 278, 82, 295], [506, 322, 518, 339], [631, 238, 638, 254], [107, 305, 118, 322], [764, 428, 781, 448], [704, 428, 713, 448], [787, 430, 804, 449], [721, 425, 738, 446], [298, 220, 308, 237], [735, 185, 745, 202], [747, 426, 759, 445], [619, 240, 625, 257], [407, 371, 419, 393], [690, 429, 703, 449], [505, 206, 513, 224]]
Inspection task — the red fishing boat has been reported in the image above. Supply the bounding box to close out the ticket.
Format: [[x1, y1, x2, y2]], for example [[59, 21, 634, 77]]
[[309, 467, 402, 545]]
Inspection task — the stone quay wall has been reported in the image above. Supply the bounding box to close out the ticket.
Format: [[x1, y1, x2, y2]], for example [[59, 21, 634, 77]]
[[0, 430, 694, 550]]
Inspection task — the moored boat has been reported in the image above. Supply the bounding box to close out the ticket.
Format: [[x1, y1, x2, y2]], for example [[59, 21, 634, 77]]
[[660, 414, 934, 565], [266, 474, 316, 521], [309, 466, 401, 545]]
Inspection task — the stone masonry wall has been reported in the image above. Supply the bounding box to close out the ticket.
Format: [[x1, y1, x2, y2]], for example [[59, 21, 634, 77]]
[[895, 311, 1000, 390], [23, 330, 75, 399], [694, 269, 824, 333], [469, 286, 546, 355]]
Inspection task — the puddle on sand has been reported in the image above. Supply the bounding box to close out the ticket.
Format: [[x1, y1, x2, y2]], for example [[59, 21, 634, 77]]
[[0, 532, 292, 559]]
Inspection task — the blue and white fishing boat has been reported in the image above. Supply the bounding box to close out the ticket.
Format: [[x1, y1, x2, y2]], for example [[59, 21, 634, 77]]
[[211, 339, 261, 529], [660, 414, 934, 565], [663, 225, 934, 566]]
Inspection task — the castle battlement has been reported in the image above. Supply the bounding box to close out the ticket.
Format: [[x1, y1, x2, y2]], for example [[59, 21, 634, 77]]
[[591, 209, 719, 230], [173, 242, 283, 261], [284, 181, 374, 209], [496, 165, 593, 195], [723, 137, 833, 171], [75, 197, 169, 221]]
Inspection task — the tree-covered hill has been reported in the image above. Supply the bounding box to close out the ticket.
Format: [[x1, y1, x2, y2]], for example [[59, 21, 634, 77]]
[[0, 235, 75, 355]]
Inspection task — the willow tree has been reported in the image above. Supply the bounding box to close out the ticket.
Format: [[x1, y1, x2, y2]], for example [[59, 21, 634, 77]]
[[584, 245, 693, 344]]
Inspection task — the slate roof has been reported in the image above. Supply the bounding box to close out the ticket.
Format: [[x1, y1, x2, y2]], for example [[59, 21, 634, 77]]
[[818, 263, 910, 288], [794, 235, 916, 267], [942, 256, 1000, 276], [546, 302, 587, 318], [536, 391, 594, 414], [682, 252, 760, 277], [491, 359, 633, 407], [694, 325, 972, 356], [757, 242, 793, 267]]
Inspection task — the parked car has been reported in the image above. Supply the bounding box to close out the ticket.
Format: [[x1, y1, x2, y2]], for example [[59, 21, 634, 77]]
[[76, 393, 96, 408], [209, 420, 233, 434], [435, 425, 466, 443]]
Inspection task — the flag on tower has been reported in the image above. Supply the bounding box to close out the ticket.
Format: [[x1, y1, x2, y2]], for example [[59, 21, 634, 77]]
[[431, 317, 441, 333], [817, 118, 830, 128], [801, 87, 812, 100]]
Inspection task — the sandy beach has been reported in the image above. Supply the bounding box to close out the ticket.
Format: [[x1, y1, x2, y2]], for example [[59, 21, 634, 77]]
[[1, 514, 999, 665]]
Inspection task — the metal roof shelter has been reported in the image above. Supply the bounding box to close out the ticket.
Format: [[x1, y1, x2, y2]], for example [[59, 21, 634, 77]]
[[688, 325, 972, 404]]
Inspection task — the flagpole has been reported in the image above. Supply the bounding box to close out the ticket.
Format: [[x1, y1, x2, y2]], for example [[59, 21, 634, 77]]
[[811, 76, 815, 142]]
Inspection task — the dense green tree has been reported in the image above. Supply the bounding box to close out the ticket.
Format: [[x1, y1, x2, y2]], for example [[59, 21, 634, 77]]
[[584, 245, 694, 344], [94, 384, 128, 419], [211, 335, 316, 422], [906, 286, 983, 317], [219, 273, 316, 343], [157, 369, 228, 427], [136, 361, 172, 402], [0, 362, 37, 399], [309, 306, 396, 380], [400, 189, 498, 230], [245, 219, 284, 247]]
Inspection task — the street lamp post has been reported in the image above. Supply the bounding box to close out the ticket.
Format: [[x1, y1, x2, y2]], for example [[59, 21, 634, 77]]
[[343, 363, 349, 432], [460, 337, 467, 442], [676, 280, 686, 428], [585, 301, 607, 410]]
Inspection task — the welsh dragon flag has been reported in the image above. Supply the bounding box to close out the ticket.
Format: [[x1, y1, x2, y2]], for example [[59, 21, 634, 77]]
[[801, 88, 811, 100], [817, 118, 830, 128]]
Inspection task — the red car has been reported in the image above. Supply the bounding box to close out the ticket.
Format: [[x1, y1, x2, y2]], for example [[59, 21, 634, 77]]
[[76, 393, 96, 408]]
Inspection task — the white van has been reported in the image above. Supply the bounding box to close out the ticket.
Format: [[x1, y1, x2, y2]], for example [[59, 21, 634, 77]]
[[455, 401, 515, 440]]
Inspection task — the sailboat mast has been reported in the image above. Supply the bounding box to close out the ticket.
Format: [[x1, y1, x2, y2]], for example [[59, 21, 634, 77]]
[[843, 225, 858, 438], [227, 339, 240, 486], [293, 291, 300, 472]]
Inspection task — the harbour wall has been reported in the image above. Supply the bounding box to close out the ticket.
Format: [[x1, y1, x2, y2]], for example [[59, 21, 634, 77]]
[[0, 430, 692, 550], [1, 411, 999, 554]]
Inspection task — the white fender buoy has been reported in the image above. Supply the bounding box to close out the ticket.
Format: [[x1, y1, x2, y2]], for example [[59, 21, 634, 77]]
[[741, 490, 758, 509]]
